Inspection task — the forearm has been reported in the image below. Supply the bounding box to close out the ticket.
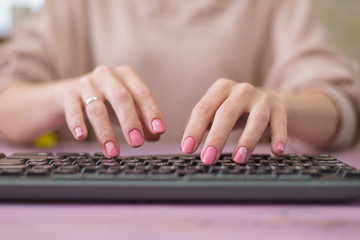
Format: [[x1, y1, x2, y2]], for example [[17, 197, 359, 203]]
[[286, 91, 340, 147], [0, 80, 72, 143]]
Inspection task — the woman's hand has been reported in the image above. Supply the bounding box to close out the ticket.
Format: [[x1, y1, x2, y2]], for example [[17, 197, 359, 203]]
[[63, 65, 166, 157], [181, 79, 288, 165]]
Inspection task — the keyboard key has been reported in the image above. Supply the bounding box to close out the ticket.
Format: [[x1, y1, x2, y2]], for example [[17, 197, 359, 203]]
[[124, 169, 146, 174], [0, 168, 25, 176], [0, 165, 28, 170], [27, 168, 50, 176], [0, 159, 26, 165], [82, 166, 100, 173], [251, 154, 271, 160], [341, 170, 360, 179], [33, 165, 53, 171], [54, 166, 80, 174], [299, 169, 320, 177], [56, 152, 90, 158], [27, 160, 48, 167], [76, 162, 96, 167], [52, 162, 73, 167]]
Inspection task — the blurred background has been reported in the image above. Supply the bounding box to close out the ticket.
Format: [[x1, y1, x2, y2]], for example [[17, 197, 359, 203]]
[[0, 0, 44, 38], [0, 0, 359, 65]]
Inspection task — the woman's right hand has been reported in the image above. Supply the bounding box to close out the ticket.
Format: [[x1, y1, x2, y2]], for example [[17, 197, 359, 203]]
[[62, 65, 166, 158]]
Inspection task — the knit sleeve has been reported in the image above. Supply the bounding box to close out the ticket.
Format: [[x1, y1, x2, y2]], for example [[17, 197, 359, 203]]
[[264, 0, 360, 148]]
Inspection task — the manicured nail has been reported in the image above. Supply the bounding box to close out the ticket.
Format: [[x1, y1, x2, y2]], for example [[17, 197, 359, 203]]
[[74, 127, 83, 138], [129, 129, 144, 147], [105, 141, 118, 157], [276, 142, 285, 152], [202, 146, 217, 165], [152, 118, 166, 133], [182, 136, 195, 154], [234, 146, 248, 164]]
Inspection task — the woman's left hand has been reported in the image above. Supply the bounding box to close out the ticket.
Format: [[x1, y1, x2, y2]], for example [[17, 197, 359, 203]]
[[181, 79, 288, 165]]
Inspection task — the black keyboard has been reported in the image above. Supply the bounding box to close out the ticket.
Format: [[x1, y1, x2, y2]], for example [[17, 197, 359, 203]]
[[1, 152, 360, 202]]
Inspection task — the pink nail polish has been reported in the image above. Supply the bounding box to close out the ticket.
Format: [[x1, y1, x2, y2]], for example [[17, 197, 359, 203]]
[[151, 118, 166, 133], [182, 136, 195, 154], [74, 127, 83, 138], [105, 141, 118, 157], [129, 129, 144, 147], [276, 142, 285, 152], [234, 146, 248, 164], [202, 146, 217, 165]]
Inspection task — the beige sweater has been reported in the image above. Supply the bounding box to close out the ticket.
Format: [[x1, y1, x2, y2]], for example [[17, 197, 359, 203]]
[[0, 0, 359, 148]]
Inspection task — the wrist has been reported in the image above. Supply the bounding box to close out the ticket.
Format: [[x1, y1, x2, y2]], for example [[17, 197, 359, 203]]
[[284, 91, 340, 147]]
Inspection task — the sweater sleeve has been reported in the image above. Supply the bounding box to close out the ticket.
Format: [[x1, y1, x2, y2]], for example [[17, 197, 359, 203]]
[[264, 0, 360, 149], [0, 0, 91, 92]]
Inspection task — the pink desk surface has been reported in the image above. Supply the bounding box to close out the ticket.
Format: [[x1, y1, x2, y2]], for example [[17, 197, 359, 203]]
[[1, 142, 360, 240]]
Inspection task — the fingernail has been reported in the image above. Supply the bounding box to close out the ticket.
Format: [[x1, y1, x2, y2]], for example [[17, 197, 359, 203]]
[[129, 129, 144, 147], [152, 118, 166, 133], [105, 141, 118, 157], [276, 142, 285, 152], [202, 146, 217, 165], [74, 127, 83, 138], [181, 136, 195, 154], [234, 146, 248, 164]]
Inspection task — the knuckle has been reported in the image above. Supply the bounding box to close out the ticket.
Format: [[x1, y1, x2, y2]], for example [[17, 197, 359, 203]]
[[193, 100, 213, 115], [188, 123, 203, 134], [69, 112, 83, 123], [96, 130, 112, 143], [112, 88, 131, 103], [208, 129, 228, 143], [86, 102, 105, 116], [260, 94, 271, 104], [237, 82, 255, 94], [241, 136, 258, 148], [137, 87, 153, 98], [218, 107, 238, 120], [94, 65, 112, 75], [214, 78, 235, 89], [252, 108, 269, 122], [121, 117, 141, 129], [67, 114, 83, 128]]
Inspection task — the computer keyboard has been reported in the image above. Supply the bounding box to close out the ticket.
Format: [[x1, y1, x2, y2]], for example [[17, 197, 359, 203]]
[[1, 152, 360, 202]]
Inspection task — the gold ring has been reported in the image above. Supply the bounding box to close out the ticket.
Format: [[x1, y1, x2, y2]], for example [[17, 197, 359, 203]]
[[85, 96, 101, 106]]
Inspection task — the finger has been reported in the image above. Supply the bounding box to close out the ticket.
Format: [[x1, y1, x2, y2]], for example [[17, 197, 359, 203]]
[[181, 79, 235, 154], [93, 66, 144, 147], [233, 102, 270, 164], [114, 66, 166, 135], [64, 88, 88, 140], [80, 76, 119, 158], [201, 93, 248, 165], [139, 111, 161, 141], [270, 106, 288, 155]]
